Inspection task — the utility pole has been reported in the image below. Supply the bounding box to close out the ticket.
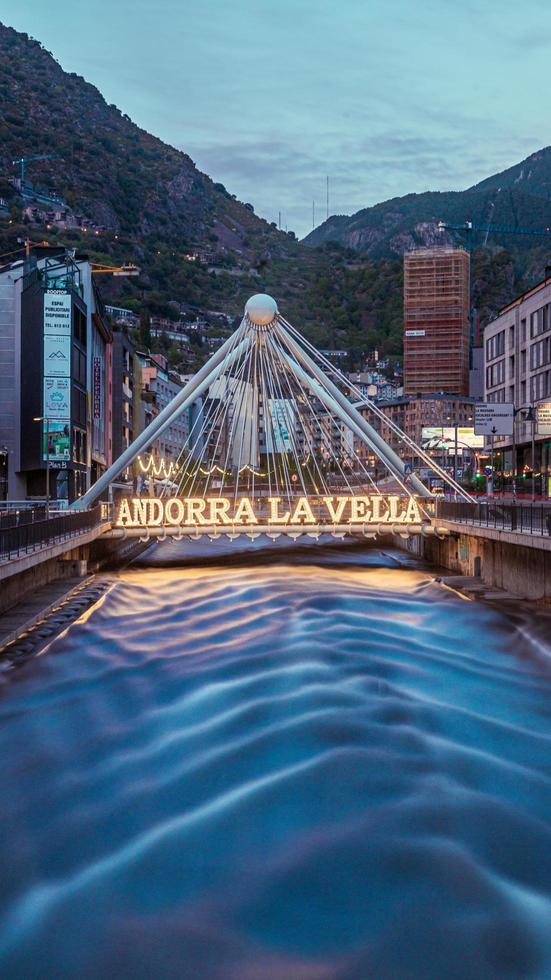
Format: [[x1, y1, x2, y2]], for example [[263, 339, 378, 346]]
[[531, 411, 536, 502], [489, 429, 496, 498], [326, 176, 329, 221], [278, 211, 281, 230], [312, 200, 315, 230]]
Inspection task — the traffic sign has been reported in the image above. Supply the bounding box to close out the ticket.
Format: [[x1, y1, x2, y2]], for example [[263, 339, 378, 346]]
[[474, 403, 514, 436], [536, 401, 551, 435]]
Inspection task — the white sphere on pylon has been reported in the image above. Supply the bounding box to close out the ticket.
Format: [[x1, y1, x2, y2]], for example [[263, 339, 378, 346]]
[[245, 293, 278, 326]]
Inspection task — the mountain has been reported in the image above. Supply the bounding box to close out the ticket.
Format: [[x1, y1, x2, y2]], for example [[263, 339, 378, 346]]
[[0, 23, 296, 257], [469, 147, 551, 199], [0, 22, 542, 365], [304, 150, 551, 260]]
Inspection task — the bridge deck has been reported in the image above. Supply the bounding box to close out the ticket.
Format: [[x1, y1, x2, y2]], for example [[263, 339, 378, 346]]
[[104, 521, 444, 542]]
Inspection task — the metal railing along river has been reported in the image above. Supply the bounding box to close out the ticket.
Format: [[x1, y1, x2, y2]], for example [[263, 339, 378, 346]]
[[435, 499, 551, 536], [0, 505, 105, 561]]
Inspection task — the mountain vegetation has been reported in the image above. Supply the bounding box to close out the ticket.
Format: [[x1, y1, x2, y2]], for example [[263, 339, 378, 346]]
[[0, 22, 547, 370]]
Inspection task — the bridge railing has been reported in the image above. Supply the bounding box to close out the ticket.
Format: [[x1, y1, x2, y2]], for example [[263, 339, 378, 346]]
[[435, 499, 551, 536], [0, 504, 105, 562]]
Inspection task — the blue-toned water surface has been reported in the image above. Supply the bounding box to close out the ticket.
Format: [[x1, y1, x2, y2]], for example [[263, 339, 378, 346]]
[[0, 544, 550, 978]]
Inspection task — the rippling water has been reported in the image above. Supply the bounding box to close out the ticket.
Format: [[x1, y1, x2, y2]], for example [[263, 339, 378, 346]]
[[1, 543, 551, 979]]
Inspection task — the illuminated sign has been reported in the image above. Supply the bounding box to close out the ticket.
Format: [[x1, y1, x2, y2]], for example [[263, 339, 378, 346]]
[[422, 426, 483, 453], [115, 495, 423, 529]]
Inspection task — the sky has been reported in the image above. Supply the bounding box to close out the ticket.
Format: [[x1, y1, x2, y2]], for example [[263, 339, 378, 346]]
[[1, 0, 550, 238]]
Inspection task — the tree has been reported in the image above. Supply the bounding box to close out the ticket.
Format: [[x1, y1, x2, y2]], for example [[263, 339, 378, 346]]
[[139, 310, 151, 349]]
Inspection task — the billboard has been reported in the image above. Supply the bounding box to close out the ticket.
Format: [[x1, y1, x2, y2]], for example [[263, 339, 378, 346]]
[[43, 290, 72, 460], [44, 334, 71, 378], [267, 399, 295, 453], [43, 377, 70, 419], [421, 426, 484, 455], [43, 421, 70, 462], [44, 290, 71, 336]]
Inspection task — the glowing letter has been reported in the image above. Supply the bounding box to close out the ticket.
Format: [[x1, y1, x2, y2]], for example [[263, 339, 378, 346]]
[[165, 498, 185, 526], [186, 498, 208, 525], [387, 496, 401, 522], [290, 497, 315, 524], [349, 496, 371, 523], [268, 497, 290, 523], [132, 499, 149, 525], [116, 498, 133, 527], [234, 497, 258, 524], [323, 496, 348, 523], [148, 498, 164, 526], [207, 498, 232, 524], [371, 495, 389, 522], [402, 496, 422, 523]]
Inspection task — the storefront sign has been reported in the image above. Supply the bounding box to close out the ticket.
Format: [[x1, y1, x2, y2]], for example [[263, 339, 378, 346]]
[[93, 357, 102, 419], [115, 495, 424, 529]]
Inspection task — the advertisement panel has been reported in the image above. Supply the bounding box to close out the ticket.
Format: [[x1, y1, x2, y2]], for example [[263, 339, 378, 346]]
[[421, 426, 484, 454], [43, 377, 70, 419], [43, 421, 71, 462], [43, 290, 71, 336], [44, 333, 70, 378]]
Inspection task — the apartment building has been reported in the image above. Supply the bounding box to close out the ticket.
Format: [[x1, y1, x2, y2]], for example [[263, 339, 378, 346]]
[[484, 274, 551, 492]]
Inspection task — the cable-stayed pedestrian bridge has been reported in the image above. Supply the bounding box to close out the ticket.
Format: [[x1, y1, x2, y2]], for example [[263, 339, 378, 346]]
[[73, 293, 472, 543]]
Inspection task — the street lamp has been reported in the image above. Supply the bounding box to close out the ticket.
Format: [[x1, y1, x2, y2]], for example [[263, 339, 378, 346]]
[[33, 416, 50, 519], [514, 407, 537, 502]]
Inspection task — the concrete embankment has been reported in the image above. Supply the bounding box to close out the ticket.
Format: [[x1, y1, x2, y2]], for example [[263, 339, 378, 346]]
[[394, 525, 551, 603]]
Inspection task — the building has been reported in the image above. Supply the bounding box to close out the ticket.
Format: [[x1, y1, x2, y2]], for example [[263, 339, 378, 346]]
[[135, 352, 190, 467], [374, 394, 478, 453], [111, 326, 137, 485], [404, 247, 470, 396], [0, 247, 111, 503], [483, 274, 551, 494]]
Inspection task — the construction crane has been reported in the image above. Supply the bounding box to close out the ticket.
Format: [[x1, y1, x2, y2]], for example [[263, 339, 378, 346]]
[[12, 154, 61, 185], [437, 219, 551, 251], [91, 262, 140, 277]]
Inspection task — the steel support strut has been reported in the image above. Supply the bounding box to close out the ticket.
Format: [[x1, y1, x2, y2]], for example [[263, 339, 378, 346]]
[[72, 332, 250, 509], [274, 321, 432, 498]]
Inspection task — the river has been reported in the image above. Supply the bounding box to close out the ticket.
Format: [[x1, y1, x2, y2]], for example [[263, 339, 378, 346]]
[[0, 541, 550, 979]]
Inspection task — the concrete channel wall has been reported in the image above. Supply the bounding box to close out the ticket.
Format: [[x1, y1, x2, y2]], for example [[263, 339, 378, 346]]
[[395, 524, 551, 602]]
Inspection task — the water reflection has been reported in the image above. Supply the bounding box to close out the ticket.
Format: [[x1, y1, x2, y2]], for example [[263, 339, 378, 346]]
[[0, 543, 550, 979]]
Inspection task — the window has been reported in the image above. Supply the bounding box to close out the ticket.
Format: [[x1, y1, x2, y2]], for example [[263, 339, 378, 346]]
[[486, 360, 505, 387], [486, 331, 505, 361], [73, 307, 87, 346], [530, 304, 550, 338], [521, 318, 526, 342]]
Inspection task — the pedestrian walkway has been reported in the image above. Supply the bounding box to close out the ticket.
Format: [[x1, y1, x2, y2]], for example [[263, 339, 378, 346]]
[[0, 575, 92, 651]]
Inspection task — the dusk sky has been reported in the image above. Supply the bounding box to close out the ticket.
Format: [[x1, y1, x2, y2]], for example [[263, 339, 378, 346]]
[[2, 0, 550, 238]]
